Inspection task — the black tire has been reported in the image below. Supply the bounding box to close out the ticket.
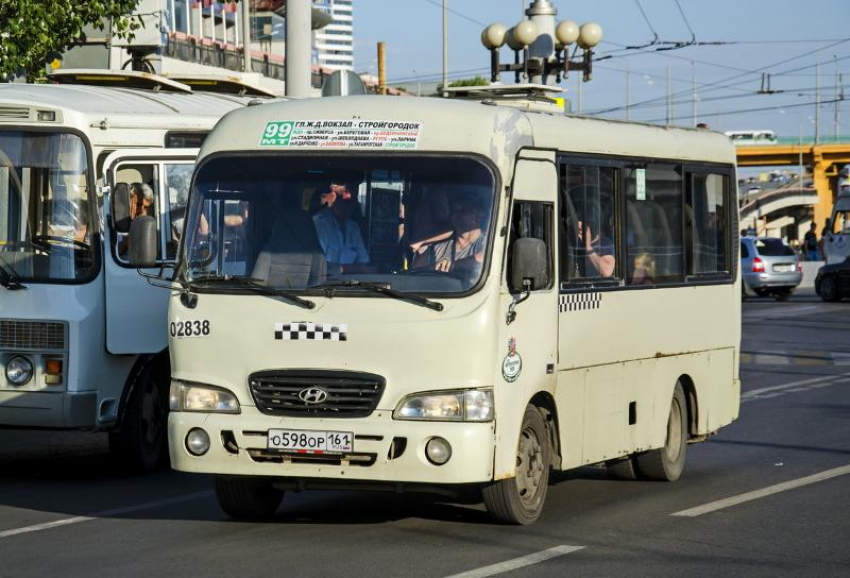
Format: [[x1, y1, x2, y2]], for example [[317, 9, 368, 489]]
[[754, 288, 769, 298], [109, 364, 170, 473], [774, 289, 792, 302], [606, 457, 639, 480], [817, 276, 842, 302], [635, 383, 688, 482], [482, 405, 550, 525], [215, 476, 283, 520]]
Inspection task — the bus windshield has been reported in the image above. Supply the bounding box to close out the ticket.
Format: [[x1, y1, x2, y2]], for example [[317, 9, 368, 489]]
[[183, 154, 496, 295], [0, 131, 96, 283]]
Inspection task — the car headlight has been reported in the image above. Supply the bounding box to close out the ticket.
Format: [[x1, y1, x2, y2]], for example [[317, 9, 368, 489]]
[[169, 381, 240, 413], [394, 389, 493, 422], [6, 356, 34, 386]]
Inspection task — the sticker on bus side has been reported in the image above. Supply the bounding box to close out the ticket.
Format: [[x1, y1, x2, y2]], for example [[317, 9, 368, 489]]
[[502, 337, 522, 382], [259, 120, 423, 149], [170, 319, 210, 338], [636, 168, 647, 201]]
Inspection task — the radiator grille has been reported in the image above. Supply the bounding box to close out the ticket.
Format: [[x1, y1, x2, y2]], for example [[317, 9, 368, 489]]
[[249, 370, 385, 418], [0, 106, 30, 120], [0, 320, 66, 351]]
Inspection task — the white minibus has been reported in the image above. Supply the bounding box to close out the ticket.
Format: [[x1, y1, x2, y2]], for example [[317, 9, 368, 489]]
[[0, 70, 266, 470], [145, 94, 741, 523]]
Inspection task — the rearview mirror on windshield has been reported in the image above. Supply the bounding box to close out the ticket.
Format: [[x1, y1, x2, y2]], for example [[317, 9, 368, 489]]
[[129, 216, 158, 268]]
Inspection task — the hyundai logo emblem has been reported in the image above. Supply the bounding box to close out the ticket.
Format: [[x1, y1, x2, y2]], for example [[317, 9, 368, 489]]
[[298, 387, 329, 405]]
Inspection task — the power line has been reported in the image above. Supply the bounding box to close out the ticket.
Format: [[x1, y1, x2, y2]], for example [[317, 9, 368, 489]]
[[418, 0, 486, 28], [643, 97, 843, 124]]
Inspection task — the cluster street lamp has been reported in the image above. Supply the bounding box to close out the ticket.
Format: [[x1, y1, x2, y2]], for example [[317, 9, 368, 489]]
[[480, 0, 602, 86]]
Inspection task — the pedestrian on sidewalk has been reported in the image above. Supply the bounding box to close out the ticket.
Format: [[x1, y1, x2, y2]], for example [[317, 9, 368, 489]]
[[804, 223, 819, 261]]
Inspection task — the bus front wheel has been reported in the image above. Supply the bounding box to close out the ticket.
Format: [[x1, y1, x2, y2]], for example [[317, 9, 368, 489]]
[[483, 405, 550, 525], [214, 476, 283, 520], [635, 382, 688, 481], [109, 365, 169, 472]]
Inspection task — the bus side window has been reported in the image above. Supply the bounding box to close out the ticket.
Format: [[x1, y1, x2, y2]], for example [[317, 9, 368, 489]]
[[164, 163, 194, 259], [112, 163, 160, 264], [624, 165, 684, 286], [507, 201, 553, 290], [559, 164, 618, 283], [686, 173, 730, 276]]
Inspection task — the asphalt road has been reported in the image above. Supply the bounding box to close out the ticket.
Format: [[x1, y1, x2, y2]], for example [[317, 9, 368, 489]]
[[1, 289, 848, 578]]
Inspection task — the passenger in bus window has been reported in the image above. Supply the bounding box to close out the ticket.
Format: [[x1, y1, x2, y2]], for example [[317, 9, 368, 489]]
[[312, 178, 370, 270], [577, 220, 615, 277], [631, 252, 656, 285]]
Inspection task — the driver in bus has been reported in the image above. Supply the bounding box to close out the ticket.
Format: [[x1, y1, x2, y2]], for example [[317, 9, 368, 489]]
[[411, 191, 486, 275], [118, 183, 154, 256]]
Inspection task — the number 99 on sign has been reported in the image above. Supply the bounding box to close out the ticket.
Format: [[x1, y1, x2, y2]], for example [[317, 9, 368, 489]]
[[263, 121, 293, 140]]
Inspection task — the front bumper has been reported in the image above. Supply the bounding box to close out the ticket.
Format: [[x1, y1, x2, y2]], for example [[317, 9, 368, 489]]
[[169, 407, 496, 485], [0, 391, 97, 428]]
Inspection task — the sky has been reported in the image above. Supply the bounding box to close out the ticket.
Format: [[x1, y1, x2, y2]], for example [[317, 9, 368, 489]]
[[352, 0, 850, 138]]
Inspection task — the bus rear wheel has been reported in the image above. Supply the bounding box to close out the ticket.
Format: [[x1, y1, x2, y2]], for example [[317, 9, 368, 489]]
[[214, 476, 283, 520], [635, 382, 688, 482], [483, 405, 550, 525]]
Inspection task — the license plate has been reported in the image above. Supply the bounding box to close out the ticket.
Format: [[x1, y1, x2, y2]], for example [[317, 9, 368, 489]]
[[267, 429, 353, 454], [773, 264, 793, 272]]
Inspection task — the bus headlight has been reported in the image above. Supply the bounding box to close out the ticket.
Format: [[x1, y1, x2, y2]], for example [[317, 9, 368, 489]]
[[6, 356, 34, 386], [170, 381, 240, 413], [394, 389, 493, 422]]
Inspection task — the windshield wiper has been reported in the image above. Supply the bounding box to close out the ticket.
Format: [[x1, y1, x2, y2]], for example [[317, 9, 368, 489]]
[[312, 280, 443, 312], [187, 275, 315, 309], [0, 254, 26, 290]]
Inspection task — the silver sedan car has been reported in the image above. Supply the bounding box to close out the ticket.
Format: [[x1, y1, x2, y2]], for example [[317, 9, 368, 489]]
[[741, 237, 802, 301]]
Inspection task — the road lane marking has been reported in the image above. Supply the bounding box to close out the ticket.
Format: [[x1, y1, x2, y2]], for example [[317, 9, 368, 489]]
[[742, 304, 822, 320], [0, 491, 213, 539], [444, 545, 585, 578], [671, 464, 850, 517], [739, 372, 850, 403]]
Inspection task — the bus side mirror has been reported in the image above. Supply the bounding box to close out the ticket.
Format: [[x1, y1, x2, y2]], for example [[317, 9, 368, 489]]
[[129, 216, 158, 268], [510, 238, 549, 292]]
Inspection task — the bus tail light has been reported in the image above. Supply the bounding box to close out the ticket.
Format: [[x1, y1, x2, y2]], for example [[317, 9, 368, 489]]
[[752, 257, 765, 273], [797, 261, 802, 273]]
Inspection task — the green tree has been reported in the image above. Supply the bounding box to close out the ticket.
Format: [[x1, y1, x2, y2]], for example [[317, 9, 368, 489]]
[[437, 75, 490, 93], [0, 0, 143, 82]]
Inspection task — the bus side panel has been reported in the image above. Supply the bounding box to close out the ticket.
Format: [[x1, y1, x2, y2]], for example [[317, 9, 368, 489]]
[[555, 348, 736, 469]]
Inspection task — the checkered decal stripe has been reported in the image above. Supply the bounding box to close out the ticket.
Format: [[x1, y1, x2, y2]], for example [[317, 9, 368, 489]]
[[274, 323, 348, 341], [559, 293, 602, 313]]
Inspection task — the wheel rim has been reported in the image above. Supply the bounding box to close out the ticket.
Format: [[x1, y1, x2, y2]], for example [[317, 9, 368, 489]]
[[140, 382, 165, 446], [665, 398, 683, 462], [515, 425, 545, 508]]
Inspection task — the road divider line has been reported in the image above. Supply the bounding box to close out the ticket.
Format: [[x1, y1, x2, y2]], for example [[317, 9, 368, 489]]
[[0, 491, 213, 539], [671, 464, 850, 517], [444, 545, 585, 578], [741, 372, 850, 400]]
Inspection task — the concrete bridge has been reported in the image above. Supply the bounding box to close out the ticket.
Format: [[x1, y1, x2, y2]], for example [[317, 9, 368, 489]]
[[736, 139, 850, 232]]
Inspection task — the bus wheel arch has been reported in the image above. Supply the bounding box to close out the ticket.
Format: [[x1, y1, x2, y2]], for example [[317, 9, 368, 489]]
[[529, 391, 562, 470], [676, 374, 698, 438], [108, 349, 171, 472]]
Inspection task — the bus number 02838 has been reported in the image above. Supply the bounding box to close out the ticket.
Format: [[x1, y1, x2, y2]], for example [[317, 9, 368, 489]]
[[169, 320, 210, 338]]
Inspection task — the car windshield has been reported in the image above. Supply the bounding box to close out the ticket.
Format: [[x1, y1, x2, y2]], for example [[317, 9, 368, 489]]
[[755, 238, 795, 257], [0, 131, 96, 283], [183, 154, 496, 294]]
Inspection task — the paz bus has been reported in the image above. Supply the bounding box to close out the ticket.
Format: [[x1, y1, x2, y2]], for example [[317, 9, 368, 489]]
[[0, 70, 270, 471], [135, 92, 741, 523]]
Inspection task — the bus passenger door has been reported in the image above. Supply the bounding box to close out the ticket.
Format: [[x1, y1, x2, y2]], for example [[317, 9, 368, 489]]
[[494, 152, 559, 480], [102, 149, 198, 354]]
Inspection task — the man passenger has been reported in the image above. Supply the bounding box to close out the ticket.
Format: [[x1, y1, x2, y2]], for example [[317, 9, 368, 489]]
[[312, 178, 369, 271]]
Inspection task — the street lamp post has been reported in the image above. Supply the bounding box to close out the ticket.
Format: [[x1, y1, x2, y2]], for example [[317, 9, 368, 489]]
[[480, 1, 602, 87]]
